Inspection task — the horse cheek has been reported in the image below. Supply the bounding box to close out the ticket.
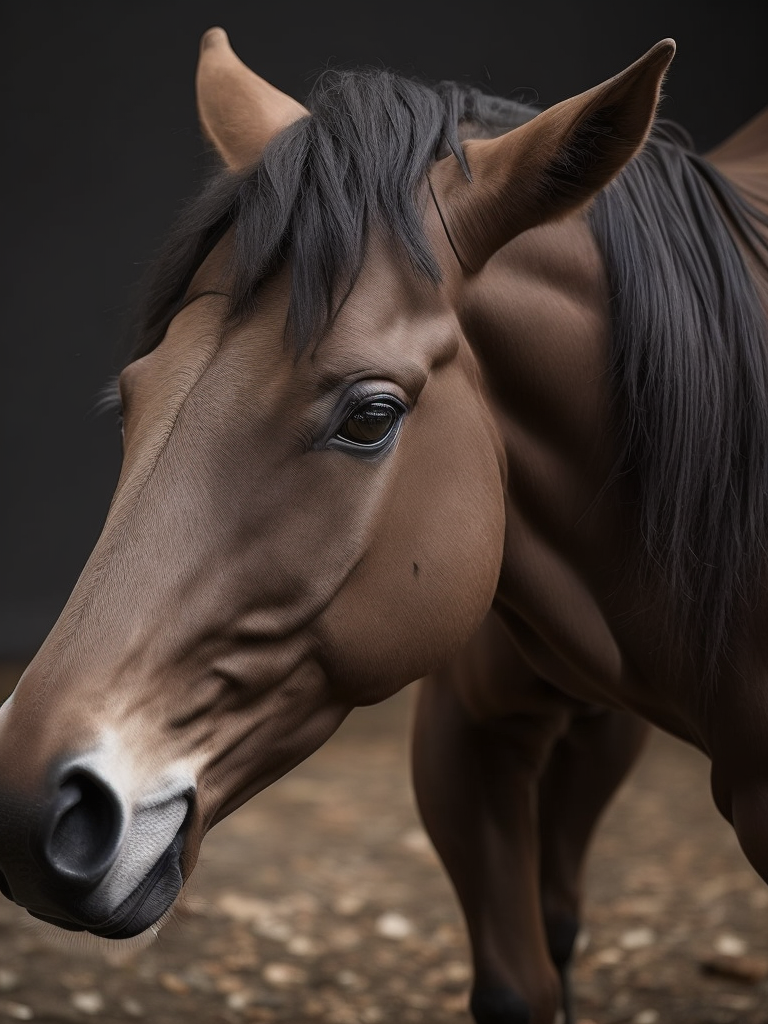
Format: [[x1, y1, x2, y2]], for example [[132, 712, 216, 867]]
[[318, 418, 506, 704]]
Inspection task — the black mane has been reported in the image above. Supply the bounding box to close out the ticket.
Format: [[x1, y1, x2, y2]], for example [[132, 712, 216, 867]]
[[134, 70, 533, 358], [590, 124, 768, 677], [131, 68, 768, 680]]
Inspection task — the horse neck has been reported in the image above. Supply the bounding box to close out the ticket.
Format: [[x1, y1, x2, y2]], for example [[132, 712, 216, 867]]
[[453, 210, 661, 701], [458, 210, 615, 492]]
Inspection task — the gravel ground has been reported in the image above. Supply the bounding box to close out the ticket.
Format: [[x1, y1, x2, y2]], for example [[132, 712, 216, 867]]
[[1, 664, 767, 1024]]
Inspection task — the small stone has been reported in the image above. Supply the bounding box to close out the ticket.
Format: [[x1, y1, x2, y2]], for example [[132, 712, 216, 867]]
[[262, 962, 307, 987], [375, 911, 413, 939], [443, 994, 470, 1013], [575, 929, 591, 954], [401, 828, 431, 853], [361, 1009, 384, 1023], [615, 896, 665, 916], [633, 1011, 659, 1024], [333, 893, 365, 916], [0, 970, 20, 992], [715, 933, 748, 957], [324, 1006, 359, 1024], [701, 953, 768, 983], [619, 927, 655, 950], [715, 992, 757, 1011], [121, 997, 145, 1017], [1, 1003, 33, 1021], [226, 989, 254, 1011], [217, 893, 273, 923], [594, 946, 623, 965], [61, 972, 97, 990], [302, 996, 325, 1016], [286, 934, 318, 957], [426, 961, 471, 992], [406, 992, 430, 1008], [256, 920, 293, 942], [70, 991, 105, 1015], [180, 966, 215, 992], [443, 960, 471, 985], [217, 893, 294, 941], [158, 972, 189, 994], [215, 974, 248, 995], [223, 952, 260, 972], [282, 891, 320, 914], [335, 970, 364, 989]]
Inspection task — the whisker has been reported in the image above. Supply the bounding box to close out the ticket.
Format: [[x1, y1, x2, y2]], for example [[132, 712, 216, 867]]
[[92, 375, 122, 418], [24, 904, 176, 960]]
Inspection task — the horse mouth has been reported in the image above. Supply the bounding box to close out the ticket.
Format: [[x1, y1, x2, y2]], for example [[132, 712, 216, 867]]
[[28, 828, 186, 939]]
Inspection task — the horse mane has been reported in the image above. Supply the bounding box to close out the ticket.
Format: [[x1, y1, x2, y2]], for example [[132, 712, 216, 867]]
[[131, 67, 768, 680], [590, 123, 768, 678], [133, 70, 534, 359]]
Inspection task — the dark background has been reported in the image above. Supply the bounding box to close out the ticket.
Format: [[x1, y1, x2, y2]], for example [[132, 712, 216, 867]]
[[1, 0, 764, 657]]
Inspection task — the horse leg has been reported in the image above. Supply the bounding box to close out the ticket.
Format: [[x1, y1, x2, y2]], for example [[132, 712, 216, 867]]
[[412, 672, 567, 1024], [538, 708, 650, 1024]]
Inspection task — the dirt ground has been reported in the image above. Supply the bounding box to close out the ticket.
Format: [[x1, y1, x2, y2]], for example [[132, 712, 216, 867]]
[[1, 664, 767, 1024]]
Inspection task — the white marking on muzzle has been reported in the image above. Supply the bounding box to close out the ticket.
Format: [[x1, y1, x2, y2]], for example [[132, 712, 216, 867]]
[[93, 791, 188, 908], [69, 738, 195, 920]]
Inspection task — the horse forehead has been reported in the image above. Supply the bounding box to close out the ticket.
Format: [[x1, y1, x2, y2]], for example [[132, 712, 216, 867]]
[[317, 300, 458, 382], [139, 226, 459, 410], [214, 266, 457, 398], [314, 242, 459, 372]]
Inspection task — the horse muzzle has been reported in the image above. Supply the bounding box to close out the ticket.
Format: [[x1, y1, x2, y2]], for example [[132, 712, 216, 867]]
[[0, 753, 194, 939]]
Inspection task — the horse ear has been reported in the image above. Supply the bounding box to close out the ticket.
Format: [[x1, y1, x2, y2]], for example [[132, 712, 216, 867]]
[[430, 39, 676, 271], [196, 27, 308, 170]]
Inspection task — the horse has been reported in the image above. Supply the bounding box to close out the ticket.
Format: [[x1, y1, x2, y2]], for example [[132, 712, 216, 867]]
[[1, 26, 767, 1024]]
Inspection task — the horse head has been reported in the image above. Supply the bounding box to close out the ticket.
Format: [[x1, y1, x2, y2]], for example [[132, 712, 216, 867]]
[[0, 29, 692, 943]]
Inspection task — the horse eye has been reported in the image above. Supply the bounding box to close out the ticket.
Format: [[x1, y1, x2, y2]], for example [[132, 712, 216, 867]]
[[336, 400, 402, 447]]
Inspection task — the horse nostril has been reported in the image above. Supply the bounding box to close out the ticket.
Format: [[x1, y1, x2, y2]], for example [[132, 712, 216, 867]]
[[43, 772, 125, 888], [0, 868, 12, 901]]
